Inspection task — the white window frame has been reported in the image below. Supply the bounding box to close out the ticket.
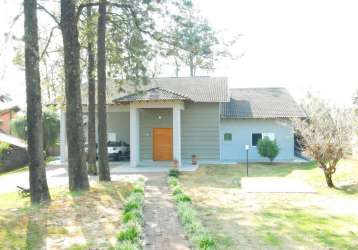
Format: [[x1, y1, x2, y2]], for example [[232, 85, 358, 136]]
[[262, 132, 275, 141]]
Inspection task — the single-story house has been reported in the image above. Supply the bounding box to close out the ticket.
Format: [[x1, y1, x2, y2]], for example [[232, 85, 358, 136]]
[[0, 105, 20, 134], [59, 77, 305, 167]]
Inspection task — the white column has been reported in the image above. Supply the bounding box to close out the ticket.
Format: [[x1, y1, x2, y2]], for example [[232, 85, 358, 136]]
[[60, 110, 68, 163], [173, 103, 182, 166], [130, 104, 140, 167]]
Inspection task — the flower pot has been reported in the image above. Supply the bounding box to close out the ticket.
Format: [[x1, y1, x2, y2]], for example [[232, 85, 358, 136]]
[[191, 155, 197, 165]]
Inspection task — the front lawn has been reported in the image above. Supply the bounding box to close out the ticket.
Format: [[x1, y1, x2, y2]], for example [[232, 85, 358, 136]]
[[179, 159, 358, 250], [0, 181, 134, 249]]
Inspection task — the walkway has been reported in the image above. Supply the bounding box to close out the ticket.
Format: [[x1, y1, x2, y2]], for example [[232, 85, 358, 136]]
[[142, 173, 190, 250]]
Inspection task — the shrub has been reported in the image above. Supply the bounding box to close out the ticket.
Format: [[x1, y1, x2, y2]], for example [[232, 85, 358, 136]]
[[124, 193, 143, 213], [117, 221, 141, 243], [257, 137, 280, 163], [132, 186, 144, 194], [169, 169, 180, 177], [123, 209, 143, 224], [168, 176, 217, 250], [116, 241, 140, 250]]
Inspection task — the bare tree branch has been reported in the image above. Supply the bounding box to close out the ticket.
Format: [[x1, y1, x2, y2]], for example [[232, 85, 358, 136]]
[[40, 26, 58, 60], [37, 3, 60, 26]]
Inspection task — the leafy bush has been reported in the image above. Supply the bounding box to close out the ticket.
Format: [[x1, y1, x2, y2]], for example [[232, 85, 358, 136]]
[[0, 142, 10, 168], [11, 108, 60, 154], [168, 176, 217, 250], [117, 221, 141, 242], [257, 137, 280, 163], [117, 184, 144, 249], [169, 169, 180, 177]]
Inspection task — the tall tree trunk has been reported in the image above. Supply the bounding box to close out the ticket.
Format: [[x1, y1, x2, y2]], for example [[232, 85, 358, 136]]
[[97, 0, 111, 181], [60, 0, 90, 191], [24, 0, 51, 203], [189, 54, 194, 76], [87, 3, 97, 175]]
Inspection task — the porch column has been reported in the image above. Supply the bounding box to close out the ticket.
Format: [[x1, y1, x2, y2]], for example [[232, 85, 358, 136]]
[[60, 110, 68, 163], [130, 104, 140, 167], [173, 103, 182, 166]]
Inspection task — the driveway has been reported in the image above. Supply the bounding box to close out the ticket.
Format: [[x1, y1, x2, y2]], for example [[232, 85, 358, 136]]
[[0, 162, 146, 194]]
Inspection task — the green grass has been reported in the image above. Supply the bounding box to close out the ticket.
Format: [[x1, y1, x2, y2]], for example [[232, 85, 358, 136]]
[[179, 159, 358, 250]]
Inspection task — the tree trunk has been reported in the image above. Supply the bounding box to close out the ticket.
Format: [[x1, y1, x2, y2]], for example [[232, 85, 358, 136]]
[[24, 0, 51, 203], [60, 0, 89, 191], [87, 3, 97, 175], [324, 170, 335, 188], [189, 55, 194, 76], [97, 0, 111, 181]]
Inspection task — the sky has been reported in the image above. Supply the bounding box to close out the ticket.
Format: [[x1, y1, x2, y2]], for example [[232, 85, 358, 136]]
[[0, 0, 357, 108]]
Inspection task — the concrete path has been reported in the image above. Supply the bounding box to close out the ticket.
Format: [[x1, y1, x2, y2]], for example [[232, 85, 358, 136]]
[[142, 173, 190, 250]]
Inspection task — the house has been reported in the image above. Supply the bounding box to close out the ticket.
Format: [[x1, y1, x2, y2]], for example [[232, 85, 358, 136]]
[[59, 77, 305, 166], [0, 105, 20, 134], [0, 131, 28, 172]]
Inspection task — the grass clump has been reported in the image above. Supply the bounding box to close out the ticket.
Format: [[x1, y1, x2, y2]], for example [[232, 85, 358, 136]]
[[169, 169, 180, 177], [168, 176, 216, 250], [117, 183, 145, 249]]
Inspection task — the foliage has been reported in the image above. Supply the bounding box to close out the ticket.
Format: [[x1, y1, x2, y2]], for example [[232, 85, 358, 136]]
[[0, 142, 10, 157], [168, 176, 216, 250], [11, 108, 60, 154], [292, 95, 352, 188], [117, 184, 145, 249], [257, 137, 280, 163], [169, 169, 180, 177]]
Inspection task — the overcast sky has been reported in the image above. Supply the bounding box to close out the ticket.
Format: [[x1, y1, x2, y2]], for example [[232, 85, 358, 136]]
[[1, 0, 357, 107]]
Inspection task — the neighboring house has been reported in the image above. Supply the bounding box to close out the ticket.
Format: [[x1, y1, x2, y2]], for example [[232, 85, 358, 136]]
[[0, 131, 28, 172], [59, 77, 305, 166], [0, 105, 20, 134]]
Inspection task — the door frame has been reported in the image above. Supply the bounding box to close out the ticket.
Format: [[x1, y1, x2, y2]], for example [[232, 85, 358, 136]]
[[152, 127, 173, 161]]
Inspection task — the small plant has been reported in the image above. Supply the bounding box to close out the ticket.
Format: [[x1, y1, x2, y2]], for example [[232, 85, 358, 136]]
[[168, 176, 216, 250], [117, 183, 145, 249], [169, 169, 180, 177], [257, 137, 280, 163], [117, 221, 141, 242]]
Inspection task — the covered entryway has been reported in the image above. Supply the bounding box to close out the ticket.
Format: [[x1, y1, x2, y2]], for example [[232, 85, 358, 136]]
[[153, 128, 173, 161]]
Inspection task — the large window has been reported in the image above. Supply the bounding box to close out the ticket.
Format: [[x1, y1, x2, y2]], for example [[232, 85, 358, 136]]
[[224, 133, 232, 141], [252, 132, 275, 146]]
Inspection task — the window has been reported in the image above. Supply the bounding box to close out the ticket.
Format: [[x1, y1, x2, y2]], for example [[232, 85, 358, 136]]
[[224, 133, 232, 141], [252, 133, 262, 146], [252, 132, 275, 146]]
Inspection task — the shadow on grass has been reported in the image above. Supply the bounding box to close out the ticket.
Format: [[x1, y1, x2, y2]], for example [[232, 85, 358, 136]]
[[25, 205, 49, 250], [335, 183, 358, 195]]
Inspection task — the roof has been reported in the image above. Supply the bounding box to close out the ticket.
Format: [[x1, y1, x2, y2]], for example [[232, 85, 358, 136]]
[[0, 132, 27, 148], [112, 77, 229, 103], [115, 87, 188, 103], [221, 88, 306, 118], [0, 105, 20, 115]]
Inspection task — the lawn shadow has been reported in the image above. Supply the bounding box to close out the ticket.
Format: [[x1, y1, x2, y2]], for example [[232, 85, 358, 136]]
[[25, 204, 49, 250], [335, 182, 358, 195]]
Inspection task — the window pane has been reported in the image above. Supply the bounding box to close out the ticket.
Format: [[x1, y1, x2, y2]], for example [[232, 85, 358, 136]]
[[252, 133, 262, 146], [224, 133, 232, 141]]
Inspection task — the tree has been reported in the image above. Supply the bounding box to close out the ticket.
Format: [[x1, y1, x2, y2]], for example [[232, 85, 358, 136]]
[[11, 109, 60, 156], [86, 2, 97, 175], [24, 0, 51, 203], [292, 95, 352, 188], [97, 0, 111, 181], [60, 0, 89, 191], [257, 137, 280, 163]]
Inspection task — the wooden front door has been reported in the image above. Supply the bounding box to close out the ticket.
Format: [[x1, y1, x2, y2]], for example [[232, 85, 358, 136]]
[[153, 128, 173, 161]]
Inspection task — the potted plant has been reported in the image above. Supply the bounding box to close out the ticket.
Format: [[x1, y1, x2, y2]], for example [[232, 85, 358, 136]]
[[172, 158, 179, 169], [191, 154, 197, 165]]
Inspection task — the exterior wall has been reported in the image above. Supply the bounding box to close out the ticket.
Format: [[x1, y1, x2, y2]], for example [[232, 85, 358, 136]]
[[181, 103, 220, 161], [220, 118, 294, 162], [139, 108, 172, 160], [0, 111, 15, 134]]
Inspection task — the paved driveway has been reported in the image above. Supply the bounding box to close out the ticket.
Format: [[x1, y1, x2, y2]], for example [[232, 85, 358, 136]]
[[0, 163, 147, 194]]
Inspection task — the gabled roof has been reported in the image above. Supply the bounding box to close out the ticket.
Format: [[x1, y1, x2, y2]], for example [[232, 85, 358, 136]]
[[221, 88, 306, 118], [114, 87, 189, 103], [0, 105, 20, 115], [112, 77, 229, 103], [0, 132, 27, 148]]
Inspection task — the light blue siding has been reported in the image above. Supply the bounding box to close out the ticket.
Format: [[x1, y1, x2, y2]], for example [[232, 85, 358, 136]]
[[220, 118, 294, 162], [139, 109, 172, 160], [181, 103, 220, 161]]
